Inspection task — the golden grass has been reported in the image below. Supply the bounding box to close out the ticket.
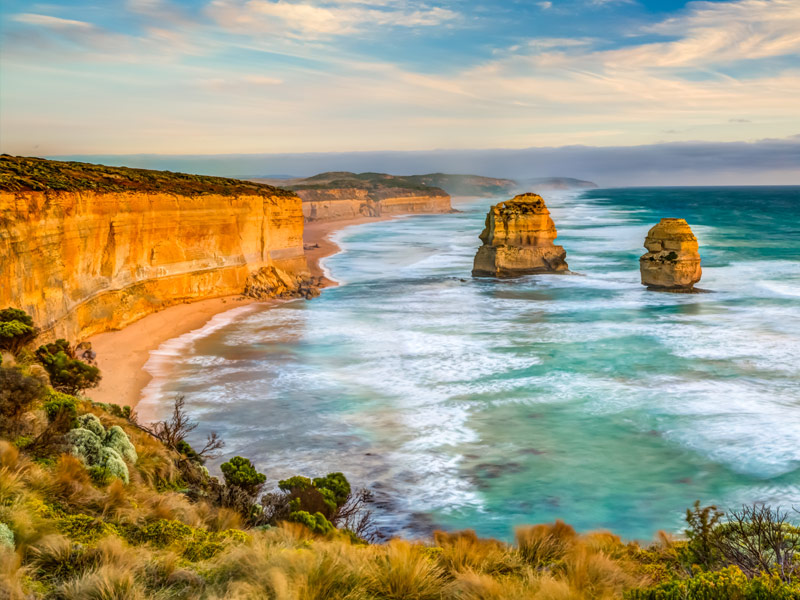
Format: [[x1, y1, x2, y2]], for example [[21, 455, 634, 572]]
[[0, 421, 662, 599]]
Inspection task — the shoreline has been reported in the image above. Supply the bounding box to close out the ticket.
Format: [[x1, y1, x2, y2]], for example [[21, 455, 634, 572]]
[[87, 213, 400, 409]]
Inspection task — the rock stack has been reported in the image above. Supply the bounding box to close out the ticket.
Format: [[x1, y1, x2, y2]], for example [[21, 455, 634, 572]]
[[639, 218, 702, 291], [472, 193, 568, 277]]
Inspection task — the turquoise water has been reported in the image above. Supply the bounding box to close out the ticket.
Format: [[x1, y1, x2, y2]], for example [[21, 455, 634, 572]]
[[139, 187, 800, 541]]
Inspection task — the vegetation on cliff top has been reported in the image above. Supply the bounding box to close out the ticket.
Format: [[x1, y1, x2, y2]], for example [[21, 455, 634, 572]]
[[0, 155, 296, 197], [262, 171, 452, 199], [1, 307, 799, 599]]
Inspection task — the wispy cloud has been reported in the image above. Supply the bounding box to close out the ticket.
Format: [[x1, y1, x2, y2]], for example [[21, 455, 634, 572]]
[[0, 0, 798, 155], [207, 0, 459, 38]]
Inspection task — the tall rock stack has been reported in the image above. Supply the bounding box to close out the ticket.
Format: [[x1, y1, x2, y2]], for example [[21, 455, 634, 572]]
[[472, 193, 569, 277], [639, 218, 702, 291]]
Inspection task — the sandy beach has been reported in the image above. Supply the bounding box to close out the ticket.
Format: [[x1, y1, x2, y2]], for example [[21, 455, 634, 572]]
[[87, 214, 396, 409]]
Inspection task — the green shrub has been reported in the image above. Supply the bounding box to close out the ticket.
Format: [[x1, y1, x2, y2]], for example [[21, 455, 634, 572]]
[[65, 422, 135, 483], [0, 308, 38, 353], [288, 510, 335, 535], [76, 413, 105, 438], [35, 339, 101, 394], [175, 439, 202, 463], [0, 522, 14, 549], [65, 428, 104, 465], [96, 447, 129, 484], [313, 472, 351, 507], [279, 472, 353, 519], [43, 390, 79, 429], [93, 402, 132, 420], [104, 425, 137, 464], [220, 456, 266, 495], [278, 475, 313, 493], [56, 514, 120, 544], [626, 566, 800, 600]]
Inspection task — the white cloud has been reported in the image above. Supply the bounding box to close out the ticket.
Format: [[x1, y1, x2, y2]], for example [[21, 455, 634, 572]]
[[13, 14, 94, 30], [207, 0, 459, 38]]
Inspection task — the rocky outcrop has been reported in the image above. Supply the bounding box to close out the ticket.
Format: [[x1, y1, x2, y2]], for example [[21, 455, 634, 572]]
[[472, 193, 568, 277], [639, 218, 702, 291], [0, 156, 315, 341], [297, 187, 452, 223]]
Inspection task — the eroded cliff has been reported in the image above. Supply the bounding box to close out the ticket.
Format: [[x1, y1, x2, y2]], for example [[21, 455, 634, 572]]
[[0, 156, 314, 341], [296, 187, 452, 222], [472, 193, 569, 277], [252, 172, 453, 223]]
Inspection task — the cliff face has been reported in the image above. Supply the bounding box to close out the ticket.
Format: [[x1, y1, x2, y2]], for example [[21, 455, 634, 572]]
[[639, 218, 702, 291], [297, 187, 452, 223], [472, 193, 569, 277], [1, 169, 312, 341]]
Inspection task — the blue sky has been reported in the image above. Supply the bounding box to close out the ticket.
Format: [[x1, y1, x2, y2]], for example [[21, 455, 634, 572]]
[[1, 0, 798, 155]]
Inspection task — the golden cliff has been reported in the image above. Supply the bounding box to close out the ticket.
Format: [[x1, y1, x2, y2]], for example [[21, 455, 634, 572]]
[[472, 193, 569, 277], [250, 172, 453, 223], [297, 187, 452, 222], [640, 218, 702, 291], [0, 156, 315, 342]]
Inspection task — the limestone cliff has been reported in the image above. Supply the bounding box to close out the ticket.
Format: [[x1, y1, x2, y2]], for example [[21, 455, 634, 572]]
[[0, 156, 314, 342], [296, 187, 452, 222], [251, 172, 453, 223], [639, 218, 702, 291], [472, 193, 569, 277]]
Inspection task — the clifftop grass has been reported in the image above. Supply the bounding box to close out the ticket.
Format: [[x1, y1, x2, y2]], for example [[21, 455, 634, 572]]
[[0, 155, 295, 197], [287, 171, 449, 198]]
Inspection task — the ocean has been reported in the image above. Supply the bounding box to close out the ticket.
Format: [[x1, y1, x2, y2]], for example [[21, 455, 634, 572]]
[[137, 186, 800, 541]]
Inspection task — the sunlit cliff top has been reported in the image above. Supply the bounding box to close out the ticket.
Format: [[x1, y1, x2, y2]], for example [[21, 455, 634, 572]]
[[0, 155, 295, 197]]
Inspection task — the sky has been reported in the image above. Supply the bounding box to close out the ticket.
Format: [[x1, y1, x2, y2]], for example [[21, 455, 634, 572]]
[[0, 0, 799, 179]]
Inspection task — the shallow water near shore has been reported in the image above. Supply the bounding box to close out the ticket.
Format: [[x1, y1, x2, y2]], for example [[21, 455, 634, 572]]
[[139, 186, 800, 541]]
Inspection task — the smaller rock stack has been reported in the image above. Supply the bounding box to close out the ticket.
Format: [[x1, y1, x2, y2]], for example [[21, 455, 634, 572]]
[[472, 193, 569, 277], [639, 218, 702, 291]]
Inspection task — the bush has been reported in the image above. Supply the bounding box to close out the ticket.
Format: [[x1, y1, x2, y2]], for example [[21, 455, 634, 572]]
[[314, 472, 351, 508], [0, 308, 38, 353], [0, 367, 45, 433], [0, 522, 14, 549], [96, 447, 129, 484], [55, 514, 120, 545], [43, 390, 79, 429], [220, 456, 266, 496], [65, 420, 136, 484], [104, 426, 137, 464], [626, 566, 800, 600], [76, 413, 105, 438], [288, 510, 335, 535], [35, 339, 101, 394], [65, 428, 104, 465]]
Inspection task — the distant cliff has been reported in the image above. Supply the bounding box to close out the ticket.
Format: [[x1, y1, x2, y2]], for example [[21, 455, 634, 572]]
[[252, 172, 453, 223], [517, 177, 597, 191], [0, 156, 313, 342]]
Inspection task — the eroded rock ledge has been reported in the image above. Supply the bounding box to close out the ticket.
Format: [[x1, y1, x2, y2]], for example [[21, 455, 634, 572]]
[[639, 218, 702, 292], [472, 193, 569, 277], [0, 156, 316, 341]]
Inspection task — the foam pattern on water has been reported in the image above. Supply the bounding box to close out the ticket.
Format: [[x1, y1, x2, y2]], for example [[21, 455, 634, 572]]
[[142, 187, 800, 540]]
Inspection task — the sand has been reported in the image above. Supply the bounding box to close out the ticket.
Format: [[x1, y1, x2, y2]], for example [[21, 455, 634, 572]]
[[87, 215, 397, 409]]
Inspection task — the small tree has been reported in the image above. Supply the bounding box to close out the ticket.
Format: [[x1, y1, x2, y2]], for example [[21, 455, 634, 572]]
[[0, 308, 38, 354], [714, 504, 800, 582], [684, 501, 725, 569], [139, 395, 223, 461], [220, 456, 266, 497], [35, 339, 101, 394]]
